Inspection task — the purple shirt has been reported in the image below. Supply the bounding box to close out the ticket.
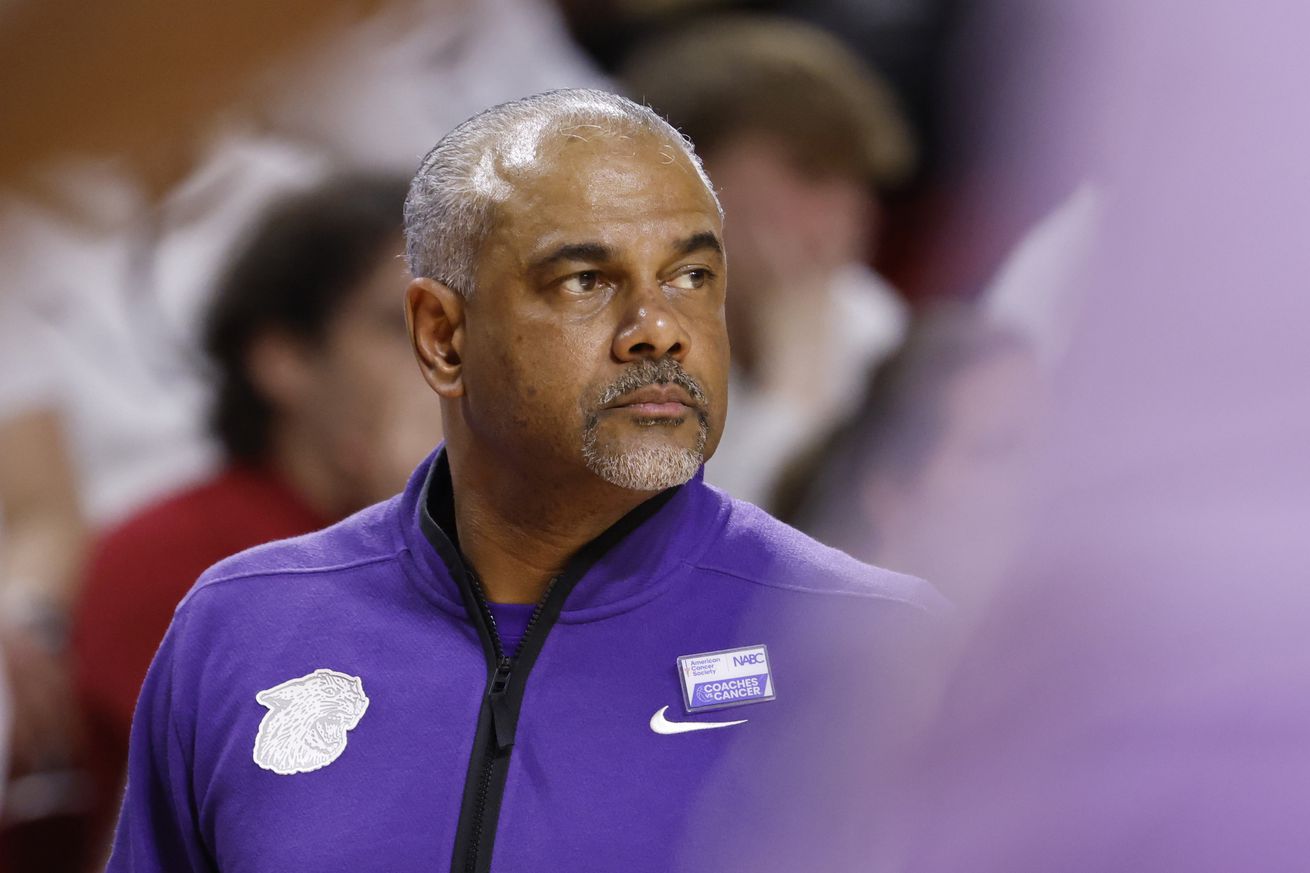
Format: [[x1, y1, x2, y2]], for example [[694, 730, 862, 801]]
[[486, 602, 535, 657], [107, 449, 944, 873]]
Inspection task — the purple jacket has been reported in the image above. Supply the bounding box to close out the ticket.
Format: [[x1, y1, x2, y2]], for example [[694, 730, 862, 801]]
[[108, 450, 943, 873]]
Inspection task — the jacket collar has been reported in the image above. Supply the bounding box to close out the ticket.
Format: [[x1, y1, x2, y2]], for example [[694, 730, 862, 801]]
[[398, 446, 729, 621]]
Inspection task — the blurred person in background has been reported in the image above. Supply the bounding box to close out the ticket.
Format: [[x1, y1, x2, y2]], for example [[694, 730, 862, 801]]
[[0, 126, 329, 534], [0, 0, 605, 535], [0, 297, 88, 822], [621, 16, 918, 508], [252, 0, 608, 174], [0, 412, 85, 786], [0, 10, 348, 866], [70, 175, 440, 856], [775, 305, 1041, 608], [772, 185, 1095, 604]]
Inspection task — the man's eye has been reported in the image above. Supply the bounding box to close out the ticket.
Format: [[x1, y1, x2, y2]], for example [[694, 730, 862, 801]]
[[667, 268, 711, 291], [561, 271, 601, 294]]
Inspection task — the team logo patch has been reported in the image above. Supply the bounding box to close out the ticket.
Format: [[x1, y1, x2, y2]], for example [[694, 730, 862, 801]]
[[677, 645, 776, 713], [253, 669, 370, 775]]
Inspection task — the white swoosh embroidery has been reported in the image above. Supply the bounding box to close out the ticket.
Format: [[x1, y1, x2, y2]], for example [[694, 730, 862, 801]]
[[649, 705, 747, 735]]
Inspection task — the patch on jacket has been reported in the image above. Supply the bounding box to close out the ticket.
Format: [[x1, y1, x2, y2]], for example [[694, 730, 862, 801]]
[[252, 669, 370, 775], [678, 644, 776, 713]]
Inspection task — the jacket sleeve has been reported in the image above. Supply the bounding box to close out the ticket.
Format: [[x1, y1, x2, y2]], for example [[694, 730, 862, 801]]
[[105, 602, 215, 872]]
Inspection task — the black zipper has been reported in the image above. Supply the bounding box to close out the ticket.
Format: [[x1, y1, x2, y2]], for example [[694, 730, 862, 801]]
[[458, 572, 557, 873], [418, 450, 680, 873]]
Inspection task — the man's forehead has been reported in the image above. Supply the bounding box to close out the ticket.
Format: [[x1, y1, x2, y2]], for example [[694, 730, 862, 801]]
[[498, 128, 713, 208], [487, 129, 721, 254]]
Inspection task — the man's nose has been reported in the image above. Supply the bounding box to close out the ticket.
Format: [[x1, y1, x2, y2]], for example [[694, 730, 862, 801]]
[[612, 288, 691, 362]]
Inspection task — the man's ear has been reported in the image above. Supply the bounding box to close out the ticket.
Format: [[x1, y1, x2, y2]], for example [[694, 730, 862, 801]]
[[405, 278, 466, 398]]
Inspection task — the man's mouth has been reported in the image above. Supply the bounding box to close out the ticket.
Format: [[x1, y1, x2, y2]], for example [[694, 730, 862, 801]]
[[605, 384, 698, 418]]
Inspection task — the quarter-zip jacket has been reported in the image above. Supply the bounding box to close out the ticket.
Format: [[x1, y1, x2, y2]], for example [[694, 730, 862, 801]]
[[108, 449, 946, 873]]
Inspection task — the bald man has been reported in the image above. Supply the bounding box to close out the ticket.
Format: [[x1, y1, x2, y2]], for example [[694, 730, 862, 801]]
[[109, 90, 944, 873]]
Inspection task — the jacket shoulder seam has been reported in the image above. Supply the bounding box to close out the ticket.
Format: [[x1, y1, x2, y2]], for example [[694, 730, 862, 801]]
[[691, 561, 937, 614], [180, 550, 403, 607]]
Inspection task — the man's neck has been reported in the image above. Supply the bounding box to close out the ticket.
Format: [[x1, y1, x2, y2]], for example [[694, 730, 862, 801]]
[[447, 445, 654, 605]]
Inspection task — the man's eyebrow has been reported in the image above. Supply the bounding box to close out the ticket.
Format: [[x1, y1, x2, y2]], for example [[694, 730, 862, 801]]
[[673, 231, 723, 258], [529, 242, 615, 271]]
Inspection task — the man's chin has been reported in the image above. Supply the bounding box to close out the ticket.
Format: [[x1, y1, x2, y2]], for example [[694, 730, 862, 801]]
[[581, 437, 704, 492]]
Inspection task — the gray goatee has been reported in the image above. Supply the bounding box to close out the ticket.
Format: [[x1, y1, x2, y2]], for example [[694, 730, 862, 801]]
[[581, 358, 710, 491]]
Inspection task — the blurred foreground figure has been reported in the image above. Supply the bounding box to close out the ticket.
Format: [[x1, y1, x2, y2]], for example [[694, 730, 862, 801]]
[[902, 2, 1310, 871], [73, 176, 439, 852], [623, 17, 917, 508], [107, 90, 941, 873]]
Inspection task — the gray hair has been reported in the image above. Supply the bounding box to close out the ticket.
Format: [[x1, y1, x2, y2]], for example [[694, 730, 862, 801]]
[[404, 88, 719, 297]]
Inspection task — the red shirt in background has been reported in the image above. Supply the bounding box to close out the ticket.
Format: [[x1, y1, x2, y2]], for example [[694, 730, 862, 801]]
[[71, 465, 327, 841]]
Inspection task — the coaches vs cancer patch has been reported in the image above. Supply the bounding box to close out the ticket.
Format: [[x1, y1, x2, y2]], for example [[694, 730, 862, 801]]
[[678, 645, 776, 713]]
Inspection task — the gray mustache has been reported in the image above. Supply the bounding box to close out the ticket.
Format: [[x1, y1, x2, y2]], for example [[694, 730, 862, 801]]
[[596, 358, 708, 409]]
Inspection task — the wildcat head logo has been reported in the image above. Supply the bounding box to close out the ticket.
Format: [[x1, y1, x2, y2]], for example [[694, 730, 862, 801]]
[[253, 669, 369, 775]]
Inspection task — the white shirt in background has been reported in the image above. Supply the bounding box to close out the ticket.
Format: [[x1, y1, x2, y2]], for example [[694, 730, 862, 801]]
[[0, 133, 328, 527], [256, 0, 610, 173], [707, 263, 908, 508]]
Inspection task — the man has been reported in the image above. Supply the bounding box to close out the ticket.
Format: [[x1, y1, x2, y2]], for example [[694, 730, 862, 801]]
[[109, 90, 942, 873], [76, 174, 439, 851], [622, 17, 917, 508]]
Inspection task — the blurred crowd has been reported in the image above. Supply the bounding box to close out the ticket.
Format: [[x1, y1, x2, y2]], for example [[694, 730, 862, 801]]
[[4, 0, 1307, 870], [3, 0, 1068, 866]]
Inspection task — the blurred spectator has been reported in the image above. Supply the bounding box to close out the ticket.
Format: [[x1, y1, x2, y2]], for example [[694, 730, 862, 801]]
[[0, 296, 88, 821], [0, 0, 605, 533], [622, 16, 917, 507], [70, 175, 440, 852], [252, 0, 609, 173], [775, 181, 1096, 601], [554, 0, 956, 148], [0, 131, 329, 530], [776, 306, 1041, 606], [779, 0, 957, 145], [0, 412, 86, 775]]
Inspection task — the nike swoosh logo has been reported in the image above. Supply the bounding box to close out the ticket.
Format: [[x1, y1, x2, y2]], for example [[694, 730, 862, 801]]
[[649, 705, 747, 735]]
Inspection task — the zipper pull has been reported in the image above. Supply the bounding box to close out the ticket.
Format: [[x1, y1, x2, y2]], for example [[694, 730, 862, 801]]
[[488, 657, 517, 751]]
